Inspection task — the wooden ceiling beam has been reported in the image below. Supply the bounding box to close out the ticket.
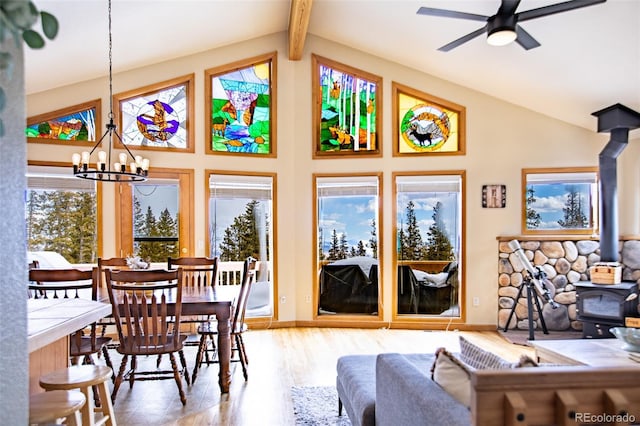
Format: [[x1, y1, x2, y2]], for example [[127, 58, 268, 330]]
[[288, 0, 313, 60]]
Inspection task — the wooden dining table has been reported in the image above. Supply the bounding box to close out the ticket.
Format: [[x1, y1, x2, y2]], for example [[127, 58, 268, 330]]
[[96, 284, 239, 393]]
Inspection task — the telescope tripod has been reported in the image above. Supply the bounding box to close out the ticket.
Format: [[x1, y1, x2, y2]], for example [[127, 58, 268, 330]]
[[503, 277, 549, 341]]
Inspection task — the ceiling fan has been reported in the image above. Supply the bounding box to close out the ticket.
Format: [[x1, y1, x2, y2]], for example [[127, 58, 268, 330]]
[[417, 0, 606, 52]]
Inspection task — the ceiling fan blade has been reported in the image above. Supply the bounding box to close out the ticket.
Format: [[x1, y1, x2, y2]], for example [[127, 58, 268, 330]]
[[517, 0, 606, 22], [515, 25, 541, 50], [437, 26, 488, 52], [417, 7, 488, 22], [497, 0, 522, 16]]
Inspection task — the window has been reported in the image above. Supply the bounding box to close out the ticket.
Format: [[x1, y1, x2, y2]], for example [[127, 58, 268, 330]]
[[116, 169, 193, 261], [26, 164, 99, 264], [522, 167, 599, 235], [208, 172, 275, 317], [315, 174, 381, 317], [394, 172, 464, 318]]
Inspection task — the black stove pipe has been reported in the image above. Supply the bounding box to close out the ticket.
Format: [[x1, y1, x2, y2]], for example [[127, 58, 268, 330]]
[[591, 104, 640, 262]]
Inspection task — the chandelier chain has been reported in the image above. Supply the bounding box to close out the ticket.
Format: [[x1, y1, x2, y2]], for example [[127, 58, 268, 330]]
[[108, 0, 113, 119]]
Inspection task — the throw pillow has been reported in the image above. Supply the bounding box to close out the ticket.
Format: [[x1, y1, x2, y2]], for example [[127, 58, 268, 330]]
[[431, 347, 471, 408], [458, 335, 513, 370]]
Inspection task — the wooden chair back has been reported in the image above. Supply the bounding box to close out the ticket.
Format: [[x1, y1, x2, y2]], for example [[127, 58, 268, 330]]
[[167, 256, 218, 289], [232, 259, 256, 334], [97, 257, 129, 288], [104, 268, 184, 355], [28, 267, 98, 300], [27, 268, 105, 358]]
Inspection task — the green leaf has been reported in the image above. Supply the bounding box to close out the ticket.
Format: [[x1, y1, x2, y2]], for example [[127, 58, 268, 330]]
[[40, 11, 58, 40], [2, 1, 38, 30], [22, 29, 44, 48]]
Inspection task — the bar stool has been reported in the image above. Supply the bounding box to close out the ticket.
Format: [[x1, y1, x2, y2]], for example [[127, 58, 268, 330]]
[[39, 365, 116, 426], [29, 390, 86, 426]]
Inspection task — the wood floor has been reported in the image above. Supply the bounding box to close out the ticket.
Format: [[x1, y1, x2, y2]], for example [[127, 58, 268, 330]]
[[106, 328, 534, 426]]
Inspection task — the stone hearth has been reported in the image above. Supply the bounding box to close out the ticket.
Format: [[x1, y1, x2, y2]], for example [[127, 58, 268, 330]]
[[498, 238, 640, 331]]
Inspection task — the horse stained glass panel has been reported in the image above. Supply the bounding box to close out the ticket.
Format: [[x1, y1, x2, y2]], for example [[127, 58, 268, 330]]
[[205, 52, 276, 157], [392, 82, 466, 156], [26, 99, 101, 146], [114, 74, 194, 152], [312, 55, 382, 158]]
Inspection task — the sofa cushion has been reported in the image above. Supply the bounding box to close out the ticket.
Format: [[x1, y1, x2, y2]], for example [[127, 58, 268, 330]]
[[431, 347, 471, 408], [459, 335, 513, 370]]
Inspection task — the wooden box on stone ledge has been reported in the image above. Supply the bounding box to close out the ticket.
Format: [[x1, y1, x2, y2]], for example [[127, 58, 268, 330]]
[[590, 262, 622, 284]]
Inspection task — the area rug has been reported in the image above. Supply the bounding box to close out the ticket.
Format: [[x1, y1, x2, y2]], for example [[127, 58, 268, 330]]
[[291, 386, 352, 426], [499, 329, 583, 346]]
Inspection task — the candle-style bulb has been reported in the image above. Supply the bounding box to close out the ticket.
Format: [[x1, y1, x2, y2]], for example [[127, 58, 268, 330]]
[[118, 152, 127, 165], [72, 153, 81, 166], [81, 151, 90, 164], [98, 151, 107, 163]]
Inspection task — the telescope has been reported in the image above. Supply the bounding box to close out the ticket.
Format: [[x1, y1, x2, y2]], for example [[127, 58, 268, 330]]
[[508, 239, 559, 309]]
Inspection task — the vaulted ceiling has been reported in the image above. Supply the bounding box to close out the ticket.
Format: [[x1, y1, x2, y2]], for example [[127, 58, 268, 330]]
[[26, 0, 640, 131]]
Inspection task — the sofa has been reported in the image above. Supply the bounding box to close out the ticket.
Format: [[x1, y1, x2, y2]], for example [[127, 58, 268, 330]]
[[336, 353, 470, 426], [337, 339, 640, 426]]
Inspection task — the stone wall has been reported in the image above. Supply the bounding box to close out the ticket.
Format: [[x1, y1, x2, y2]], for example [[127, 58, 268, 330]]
[[498, 239, 640, 331]]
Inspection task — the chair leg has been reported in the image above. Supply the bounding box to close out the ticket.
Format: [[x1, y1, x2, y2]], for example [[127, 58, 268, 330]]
[[129, 355, 137, 389], [192, 334, 207, 384], [236, 335, 248, 381], [238, 334, 249, 365], [178, 349, 191, 386], [169, 353, 187, 406], [338, 397, 343, 416], [112, 354, 128, 403], [102, 346, 115, 381]]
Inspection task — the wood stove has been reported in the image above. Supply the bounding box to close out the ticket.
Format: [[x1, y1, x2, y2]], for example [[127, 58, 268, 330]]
[[576, 281, 638, 338]]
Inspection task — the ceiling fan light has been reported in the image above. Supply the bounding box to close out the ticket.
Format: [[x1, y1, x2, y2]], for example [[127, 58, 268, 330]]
[[487, 28, 517, 46]]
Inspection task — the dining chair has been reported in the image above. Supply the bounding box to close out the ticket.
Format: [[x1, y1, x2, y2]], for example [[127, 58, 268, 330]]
[[97, 257, 129, 339], [167, 256, 219, 341], [192, 258, 255, 383], [104, 268, 191, 405], [28, 267, 114, 371]]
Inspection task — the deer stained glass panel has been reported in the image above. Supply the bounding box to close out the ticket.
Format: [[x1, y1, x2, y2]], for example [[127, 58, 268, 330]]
[[26, 99, 101, 146], [313, 55, 382, 158], [115, 74, 194, 152], [392, 82, 465, 156], [205, 52, 276, 156]]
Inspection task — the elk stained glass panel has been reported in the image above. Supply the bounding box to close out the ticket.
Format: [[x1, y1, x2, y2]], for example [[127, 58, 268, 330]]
[[313, 55, 381, 158], [26, 99, 101, 146], [206, 52, 276, 156], [392, 82, 465, 156]]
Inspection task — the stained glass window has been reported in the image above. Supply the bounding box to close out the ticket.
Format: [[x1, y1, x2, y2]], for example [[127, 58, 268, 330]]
[[26, 100, 101, 146], [115, 74, 194, 152], [313, 55, 381, 157], [392, 82, 465, 156], [205, 52, 276, 156]]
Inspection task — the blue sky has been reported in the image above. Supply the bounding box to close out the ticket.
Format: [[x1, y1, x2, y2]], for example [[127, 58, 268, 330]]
[[318, 192, 460, 256], [527, 183, 592, 229]]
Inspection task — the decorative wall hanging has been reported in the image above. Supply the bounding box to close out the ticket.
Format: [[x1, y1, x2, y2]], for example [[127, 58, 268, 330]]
[[113, 74, 195, 152], [482, 184, 506, 208], [204, 52, 277, 157], [26, 99, 101, 146], [392, 82, 465, 156], [312, 54, 382, 158]]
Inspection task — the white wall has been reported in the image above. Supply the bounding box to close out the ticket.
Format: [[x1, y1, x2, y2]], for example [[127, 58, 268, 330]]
[[27, 31, 634, 326]]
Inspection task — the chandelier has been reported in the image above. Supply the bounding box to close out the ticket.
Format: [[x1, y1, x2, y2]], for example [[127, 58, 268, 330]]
[[72, 0, 148, 182]]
